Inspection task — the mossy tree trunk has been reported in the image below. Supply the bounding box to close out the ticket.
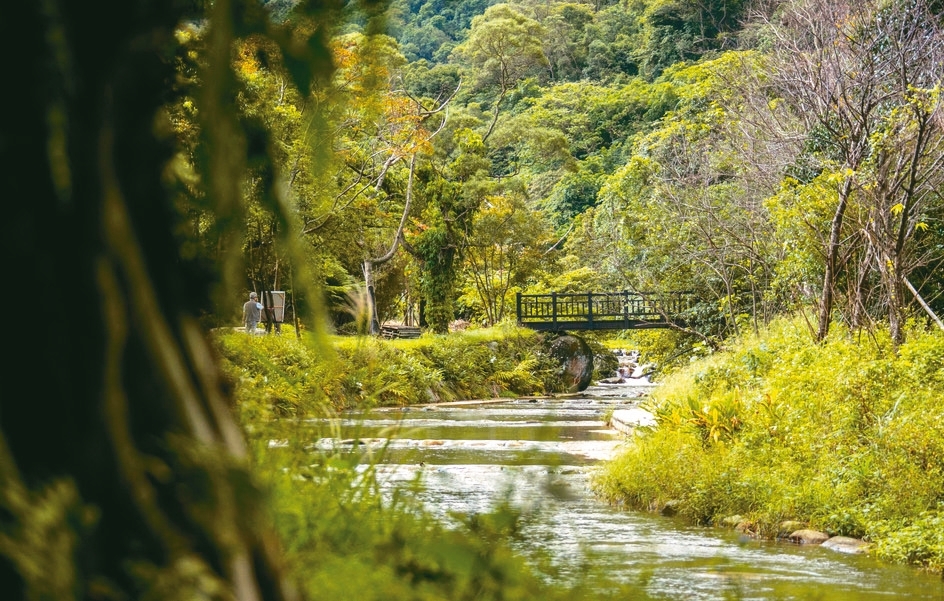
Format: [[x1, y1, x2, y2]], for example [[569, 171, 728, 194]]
[[0, 1, 298, 599]]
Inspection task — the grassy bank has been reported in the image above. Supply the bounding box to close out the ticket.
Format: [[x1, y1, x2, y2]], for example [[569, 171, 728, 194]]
[[592, 317, 944, 573], [215, 325, 562, 422]]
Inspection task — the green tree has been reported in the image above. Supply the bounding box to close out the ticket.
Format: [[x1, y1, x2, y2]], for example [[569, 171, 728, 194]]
[[408, 129, 488, 333], [582, 2, 645, 80], [590, 53, 779, 339], [540, 3, 595, 81], [460, 193, 553, 325], [451, 4, 549, 140]]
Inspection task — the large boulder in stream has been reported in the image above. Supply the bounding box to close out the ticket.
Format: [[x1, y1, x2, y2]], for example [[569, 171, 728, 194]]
[[546, 335, 594, 392]]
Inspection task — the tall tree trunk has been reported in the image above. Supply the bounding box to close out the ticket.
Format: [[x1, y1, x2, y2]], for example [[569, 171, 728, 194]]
[[363, 154, 417, 335], [887, 257, 905, 346], [817, 176, 854, 341], [1, 1, 297, 599]]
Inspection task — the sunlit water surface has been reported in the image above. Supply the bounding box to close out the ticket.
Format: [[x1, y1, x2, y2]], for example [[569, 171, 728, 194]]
[[306, 383, 944, 600]]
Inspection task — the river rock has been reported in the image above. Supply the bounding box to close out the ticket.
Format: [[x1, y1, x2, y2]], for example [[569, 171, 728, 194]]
[[821, 536, 869, 554], [719, 515, 755, 534], [661, 500, 681, 516], [778, 521, 807, 537], [610, 408, 657, 434], [546, 335, 594, 392], [734, 520, 757, 535], [788, 529, 830, 545], [595, 349, 620, 378]]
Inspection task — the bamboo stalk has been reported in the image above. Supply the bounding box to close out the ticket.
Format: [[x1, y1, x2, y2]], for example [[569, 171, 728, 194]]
[[904, 277, 944, 331]]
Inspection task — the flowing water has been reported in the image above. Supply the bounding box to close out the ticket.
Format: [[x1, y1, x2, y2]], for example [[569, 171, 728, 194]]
[[315, 383, 944, 600]]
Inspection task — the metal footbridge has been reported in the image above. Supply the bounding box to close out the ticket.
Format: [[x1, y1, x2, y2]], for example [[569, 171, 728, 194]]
[[515, 291, 694, 332]]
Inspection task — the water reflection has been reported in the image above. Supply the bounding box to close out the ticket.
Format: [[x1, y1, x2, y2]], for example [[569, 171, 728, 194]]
[[311, 386, 944, 600]]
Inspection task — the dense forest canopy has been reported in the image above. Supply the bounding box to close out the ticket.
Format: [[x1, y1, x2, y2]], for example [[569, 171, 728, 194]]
[[216, 0, 944, 344]]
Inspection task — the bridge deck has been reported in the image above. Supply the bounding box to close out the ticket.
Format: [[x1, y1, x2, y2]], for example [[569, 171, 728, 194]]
[[516, 291, 692, 332]]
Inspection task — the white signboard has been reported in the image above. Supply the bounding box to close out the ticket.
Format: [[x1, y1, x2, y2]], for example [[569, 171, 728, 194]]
[[262, 291, 286, 323]]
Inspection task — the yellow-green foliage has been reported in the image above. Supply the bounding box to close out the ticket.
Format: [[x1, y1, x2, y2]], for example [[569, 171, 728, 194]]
[[593, 317, 944, 572], [214, 325, 553, 421]]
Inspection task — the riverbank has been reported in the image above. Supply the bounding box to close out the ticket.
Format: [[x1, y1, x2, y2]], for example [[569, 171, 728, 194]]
[[592, 317, 944, 574], [214, 324, 626, 423]]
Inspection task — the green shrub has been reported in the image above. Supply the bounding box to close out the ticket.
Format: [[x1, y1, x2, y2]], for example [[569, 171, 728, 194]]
[[593, 317, 944, 572], [873, 508, 944, 572], [214, 325, 554, 419]]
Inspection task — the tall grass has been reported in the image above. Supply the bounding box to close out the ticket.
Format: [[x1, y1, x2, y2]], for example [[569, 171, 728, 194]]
[[592, 317, 944, 572]]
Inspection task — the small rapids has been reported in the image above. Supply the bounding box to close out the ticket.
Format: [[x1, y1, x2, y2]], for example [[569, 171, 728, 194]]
[[300, 384, 944, 600]]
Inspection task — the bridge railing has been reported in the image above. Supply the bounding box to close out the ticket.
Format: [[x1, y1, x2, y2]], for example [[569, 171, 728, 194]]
[[516, 291, 695, 331]]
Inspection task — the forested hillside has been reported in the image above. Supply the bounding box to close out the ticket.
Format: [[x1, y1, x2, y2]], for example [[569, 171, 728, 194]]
[[178, 0, 944, 351], [5, 0, 943, 597]]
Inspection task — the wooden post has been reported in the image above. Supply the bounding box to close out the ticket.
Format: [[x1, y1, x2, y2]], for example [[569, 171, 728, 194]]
[[516, 292, 522, 325], [905, 277, 944, 331], [587, 292, 593, 326]]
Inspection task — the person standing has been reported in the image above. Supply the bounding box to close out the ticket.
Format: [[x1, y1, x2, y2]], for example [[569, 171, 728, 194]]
[[243, 291, 262, 334]]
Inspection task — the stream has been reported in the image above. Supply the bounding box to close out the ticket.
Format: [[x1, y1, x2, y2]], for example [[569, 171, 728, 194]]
[[318, 383, 944, 600]]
